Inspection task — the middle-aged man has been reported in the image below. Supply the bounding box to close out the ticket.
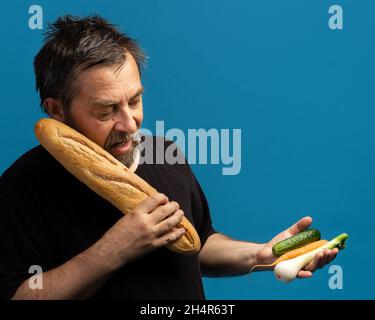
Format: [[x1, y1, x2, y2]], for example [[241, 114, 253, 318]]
[[0, 15, 338, 300]]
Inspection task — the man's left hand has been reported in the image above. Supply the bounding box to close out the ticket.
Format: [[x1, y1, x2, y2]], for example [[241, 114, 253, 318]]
[[255, 217, 338, 278]]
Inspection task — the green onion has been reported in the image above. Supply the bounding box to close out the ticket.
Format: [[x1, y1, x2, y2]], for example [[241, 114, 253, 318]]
[[274, 233, 348, 283]]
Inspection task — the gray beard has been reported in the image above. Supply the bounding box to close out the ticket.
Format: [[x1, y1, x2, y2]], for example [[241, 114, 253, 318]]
[[112, 141, 139, 168]]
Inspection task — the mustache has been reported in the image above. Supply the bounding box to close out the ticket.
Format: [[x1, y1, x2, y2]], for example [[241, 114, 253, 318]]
[[104, 130, 141, 151]]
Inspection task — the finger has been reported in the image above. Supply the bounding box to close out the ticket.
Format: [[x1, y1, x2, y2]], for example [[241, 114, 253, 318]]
[[327, 249, 339, 264], [287, 216, 313, 236], [304, 251, 324, 272], [155, 209, 184, 237], [134, 193, 169, 214], [150, 201, 180, 223], [326, 252, 336, 265], [316, 252, 326, 269], [153, 227, 186, 248], [303, 248, 338, 273], [321, 249, 335, 268], [297, 270, 313, 279], [320, 249, 331, 268], [313, 249, 337, 270], [321, 249, 337, 267]]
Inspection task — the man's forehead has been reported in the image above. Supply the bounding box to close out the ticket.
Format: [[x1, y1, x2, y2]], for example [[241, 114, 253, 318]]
[[79, 63, 139, 86], [76, 59, 142, 102], [88, 86, 144, 106]]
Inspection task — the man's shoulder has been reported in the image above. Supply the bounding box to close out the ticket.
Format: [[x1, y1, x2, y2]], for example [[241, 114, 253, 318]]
[[140, 134, 187, 165], [0, 145, 56, 190], [137, 135, 195, 186], [141, 134, 175, 147]]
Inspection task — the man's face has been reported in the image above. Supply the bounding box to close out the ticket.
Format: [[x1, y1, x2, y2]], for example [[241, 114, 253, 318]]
[[65, 53, 143, 167]]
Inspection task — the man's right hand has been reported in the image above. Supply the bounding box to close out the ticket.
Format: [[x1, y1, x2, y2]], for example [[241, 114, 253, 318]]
[[94, 193, 185, 271], [12, 193, 183, 300]]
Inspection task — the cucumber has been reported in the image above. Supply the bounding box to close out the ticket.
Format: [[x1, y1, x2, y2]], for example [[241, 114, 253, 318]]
[[272, 228, 321, 257]]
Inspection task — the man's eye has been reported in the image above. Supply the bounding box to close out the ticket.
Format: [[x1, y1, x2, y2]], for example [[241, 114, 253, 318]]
[[129, 99, 140, 107], [96, 110, 113, 120], [99, 112, 112, 117]]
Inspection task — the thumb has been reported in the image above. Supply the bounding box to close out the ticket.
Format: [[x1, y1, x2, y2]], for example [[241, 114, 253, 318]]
[[287, 216, 313, 236]]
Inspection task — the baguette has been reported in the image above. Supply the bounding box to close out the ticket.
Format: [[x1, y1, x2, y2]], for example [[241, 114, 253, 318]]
[[34, 118, 201, 255]]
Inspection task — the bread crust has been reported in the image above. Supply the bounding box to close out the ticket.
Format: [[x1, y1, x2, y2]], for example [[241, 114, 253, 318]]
[[34, 118, 201, 255]]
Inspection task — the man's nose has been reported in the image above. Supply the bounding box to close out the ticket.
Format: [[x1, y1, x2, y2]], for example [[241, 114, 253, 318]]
[[113, 107, 137, 133]]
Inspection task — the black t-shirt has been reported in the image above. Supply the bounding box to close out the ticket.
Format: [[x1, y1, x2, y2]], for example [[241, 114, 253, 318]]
[[0, 136, 216, 300]]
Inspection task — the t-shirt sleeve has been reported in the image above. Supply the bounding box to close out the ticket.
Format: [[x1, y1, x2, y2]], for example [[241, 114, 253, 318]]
[[187, 168, 218, 248], [163, 138, 218, 248], [0, 189, 57, 300]]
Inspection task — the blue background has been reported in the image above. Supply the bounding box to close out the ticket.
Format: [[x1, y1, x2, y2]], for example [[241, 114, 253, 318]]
[[1, 0, 373, 299]]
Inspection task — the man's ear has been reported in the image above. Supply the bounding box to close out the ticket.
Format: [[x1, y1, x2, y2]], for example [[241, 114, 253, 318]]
[[43, 98, 66, 122]]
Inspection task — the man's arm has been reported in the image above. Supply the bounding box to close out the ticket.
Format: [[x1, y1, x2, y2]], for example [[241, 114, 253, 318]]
[[12, 239, 115, 299], [12, 193, 185, 299], [199, 233, 264, 277], [199, 217, 338, 278]]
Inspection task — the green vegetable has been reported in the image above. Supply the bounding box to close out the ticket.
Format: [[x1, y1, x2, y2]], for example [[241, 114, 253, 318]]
[[272, 228, 321, 257], [274, 233, 348, 283]]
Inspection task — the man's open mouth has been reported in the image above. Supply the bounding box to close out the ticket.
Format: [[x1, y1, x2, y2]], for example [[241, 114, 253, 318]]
[[110, 139, 133, 156], [112, 140, 128, 148]]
